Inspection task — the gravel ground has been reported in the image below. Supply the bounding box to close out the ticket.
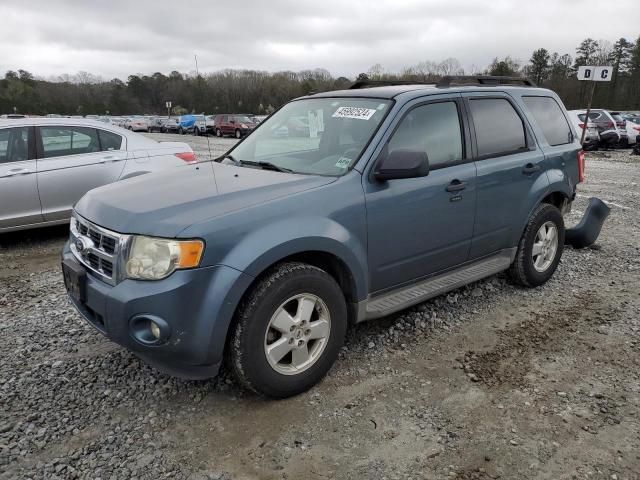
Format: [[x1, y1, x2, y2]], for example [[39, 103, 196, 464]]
[[1, 143, 639, 480]]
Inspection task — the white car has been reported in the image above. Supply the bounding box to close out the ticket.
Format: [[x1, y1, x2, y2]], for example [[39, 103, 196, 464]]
[[611, 111, 638, 146], [0, 118, 196, 232], [124, 117, 149, 132], [567, 110, 600, 150]]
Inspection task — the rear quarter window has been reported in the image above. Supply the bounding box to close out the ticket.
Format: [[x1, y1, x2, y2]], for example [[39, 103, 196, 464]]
[[98, 129, 123, 151], [523, 96, 573, 146]]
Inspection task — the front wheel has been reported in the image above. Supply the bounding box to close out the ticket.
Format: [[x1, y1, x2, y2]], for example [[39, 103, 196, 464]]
[[509, 203, 565, 287], [235, 129, 242, 139], [193, 127, 199, 136], [229, 262, 347, 398]]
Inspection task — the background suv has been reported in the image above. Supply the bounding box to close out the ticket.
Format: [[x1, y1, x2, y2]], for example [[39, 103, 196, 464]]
[[63, 77, 584, 398], [580, 109, 627, 148], [213, 114, 257, 138]]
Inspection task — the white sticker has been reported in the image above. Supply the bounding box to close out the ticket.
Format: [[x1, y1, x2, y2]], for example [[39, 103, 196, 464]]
[[335, 157, 351, 168], [308, 111, 319, 138], [332, 106, 377, 120]]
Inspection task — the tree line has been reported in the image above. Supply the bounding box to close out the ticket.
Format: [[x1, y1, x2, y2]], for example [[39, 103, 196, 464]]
[[1, 36, 639, 116]]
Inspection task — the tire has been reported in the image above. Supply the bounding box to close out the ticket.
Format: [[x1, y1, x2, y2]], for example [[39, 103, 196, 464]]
[[509, 203, 565, 287], [235, 129, 242, 139], [178, 127, 184, 135], [193, 127, 199, 136], [229, 262, 347, 398], [127, 126, 133, 131], [216, 128, 222, 137]]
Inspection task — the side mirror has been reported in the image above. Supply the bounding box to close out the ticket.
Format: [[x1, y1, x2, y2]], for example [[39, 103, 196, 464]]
[[374, 148, 430, 181]]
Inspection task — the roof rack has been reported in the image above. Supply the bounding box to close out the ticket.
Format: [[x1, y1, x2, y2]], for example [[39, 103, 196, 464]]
[[349, 80, 432, 89], [436, 76, 537, 88]]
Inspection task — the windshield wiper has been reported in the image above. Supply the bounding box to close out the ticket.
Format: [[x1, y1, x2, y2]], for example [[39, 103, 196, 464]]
[[255, 161, 293, 173], [239, 160, 293, 173], [218, 154, 241, 165], [218, 155, 292, 173]]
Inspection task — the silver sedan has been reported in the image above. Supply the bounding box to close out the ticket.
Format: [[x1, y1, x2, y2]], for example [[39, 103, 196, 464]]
[[0, 118, 197, 232]]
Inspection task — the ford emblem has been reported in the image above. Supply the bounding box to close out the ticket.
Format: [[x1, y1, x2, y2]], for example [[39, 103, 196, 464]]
[[75, 236, 93, 254]]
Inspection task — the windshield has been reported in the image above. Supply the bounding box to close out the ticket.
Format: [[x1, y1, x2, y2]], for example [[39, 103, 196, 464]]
[[227, 97, 391, 176], [234, 115, 253, 123]]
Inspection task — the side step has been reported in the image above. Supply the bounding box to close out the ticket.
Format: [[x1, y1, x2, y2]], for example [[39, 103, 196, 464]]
[[363, 249, 514, 320]]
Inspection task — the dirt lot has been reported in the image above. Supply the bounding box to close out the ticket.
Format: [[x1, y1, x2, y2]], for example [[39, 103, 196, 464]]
[[1, 142, 639, 480]]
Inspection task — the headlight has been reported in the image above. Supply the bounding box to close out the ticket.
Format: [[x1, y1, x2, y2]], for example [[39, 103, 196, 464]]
[[125, 236, 204, 280], [240, 123, 248, 129]]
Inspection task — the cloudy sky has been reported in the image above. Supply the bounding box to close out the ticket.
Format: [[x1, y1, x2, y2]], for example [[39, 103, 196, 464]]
[[1, 0, 637, 80]]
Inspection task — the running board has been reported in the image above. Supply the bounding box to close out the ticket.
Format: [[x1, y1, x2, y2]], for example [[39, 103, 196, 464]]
[[361, 249, 515, 321]]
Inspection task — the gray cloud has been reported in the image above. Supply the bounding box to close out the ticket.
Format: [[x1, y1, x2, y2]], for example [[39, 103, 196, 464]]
[[0, 0, 636, 80]]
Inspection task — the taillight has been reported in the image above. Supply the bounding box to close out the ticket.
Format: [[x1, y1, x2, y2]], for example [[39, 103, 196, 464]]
[[607, 121, 614, 128], [578, 123, 585, 129], [577, 150, 585, 183], [633, 126, 640, 132], [175, 152, 197, 164]]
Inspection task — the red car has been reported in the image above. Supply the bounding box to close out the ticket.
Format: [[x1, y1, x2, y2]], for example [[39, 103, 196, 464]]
[[213, 114, 257, 139]]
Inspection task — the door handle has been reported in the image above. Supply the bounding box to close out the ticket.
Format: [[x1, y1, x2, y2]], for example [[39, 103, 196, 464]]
[[5, 167, 32, 176], [99, 156, 124, 164], [446, 180, 467, 192], [522, 163, 541, 175]]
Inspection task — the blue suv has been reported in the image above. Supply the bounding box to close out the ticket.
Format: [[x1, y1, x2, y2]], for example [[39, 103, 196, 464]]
[[62, 76, 584, 398]]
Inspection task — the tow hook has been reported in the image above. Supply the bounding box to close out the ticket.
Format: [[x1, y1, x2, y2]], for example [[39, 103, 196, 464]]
[[565, 197, 610, 249]]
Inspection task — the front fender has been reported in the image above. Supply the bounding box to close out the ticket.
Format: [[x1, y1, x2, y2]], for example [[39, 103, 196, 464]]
[[219, 215, 369, 302]]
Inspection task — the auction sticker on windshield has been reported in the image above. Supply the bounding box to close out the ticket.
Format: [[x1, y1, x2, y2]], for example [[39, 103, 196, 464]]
[[332, 107, 377, 120]]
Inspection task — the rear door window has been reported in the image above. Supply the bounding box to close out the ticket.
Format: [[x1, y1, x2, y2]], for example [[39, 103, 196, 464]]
[[40, 126, 101, 158], [469, 98, 527, 157], [523, 96, 573, 146]]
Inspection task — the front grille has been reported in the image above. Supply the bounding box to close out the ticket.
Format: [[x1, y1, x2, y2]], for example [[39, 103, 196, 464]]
[[70, 214, 127, 285]]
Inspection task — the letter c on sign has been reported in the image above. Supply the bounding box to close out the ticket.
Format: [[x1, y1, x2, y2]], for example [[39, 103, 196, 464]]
[[601, 69, 609, 79]]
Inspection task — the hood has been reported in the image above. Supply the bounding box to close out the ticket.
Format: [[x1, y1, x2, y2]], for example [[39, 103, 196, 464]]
[[75, 162, 335, 237]]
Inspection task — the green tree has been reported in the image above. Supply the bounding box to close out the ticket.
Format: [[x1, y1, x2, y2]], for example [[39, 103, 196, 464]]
[[527, 48, 551, 84], [574, 38, 598, 69], [488, 56, 520, 76]]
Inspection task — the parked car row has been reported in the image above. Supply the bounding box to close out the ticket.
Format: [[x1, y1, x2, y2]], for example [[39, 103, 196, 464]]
[[569, 108, 640, 150]]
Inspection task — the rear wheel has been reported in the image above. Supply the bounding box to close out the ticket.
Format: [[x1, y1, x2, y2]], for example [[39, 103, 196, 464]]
[[229, 262, 347, 398], [509, 203, 565, 287], [216, 128, 222, 137], [193, 127, 199, 136], [235, 129, 242, 139]]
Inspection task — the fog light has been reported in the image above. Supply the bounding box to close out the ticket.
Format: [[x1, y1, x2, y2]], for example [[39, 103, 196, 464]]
[[150, 321, 161, 340]]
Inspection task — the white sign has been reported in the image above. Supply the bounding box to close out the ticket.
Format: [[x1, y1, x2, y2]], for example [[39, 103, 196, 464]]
[[577, 66, 613, 82], [332, 106, 377, 120], [165, 101, 172, 108]]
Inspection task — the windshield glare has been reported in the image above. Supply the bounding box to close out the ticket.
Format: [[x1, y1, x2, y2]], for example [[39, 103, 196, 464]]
[[228, 97, 391, 176]]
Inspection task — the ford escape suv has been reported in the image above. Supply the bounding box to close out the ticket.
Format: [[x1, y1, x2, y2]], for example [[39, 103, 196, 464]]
[[62, 76, 584, 398]]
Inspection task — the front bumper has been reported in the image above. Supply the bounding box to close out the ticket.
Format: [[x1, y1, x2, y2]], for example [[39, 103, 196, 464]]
[[62, 243, 254, 379]]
